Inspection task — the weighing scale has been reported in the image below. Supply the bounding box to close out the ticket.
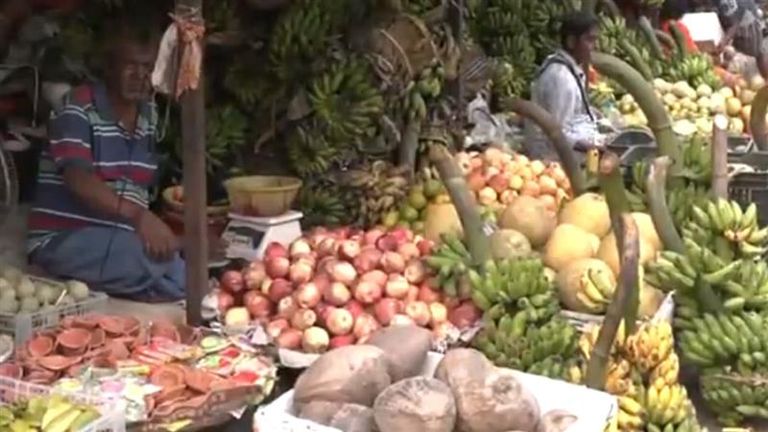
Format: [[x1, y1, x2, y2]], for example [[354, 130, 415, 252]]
[[222, 210, 303, 261]]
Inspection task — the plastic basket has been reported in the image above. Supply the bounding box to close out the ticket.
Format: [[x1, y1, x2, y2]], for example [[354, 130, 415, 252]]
[[0, 285, 108, 343], [0, 376, 124, 432], [728, 152, 768, 226], [559, 292, 675, 333]]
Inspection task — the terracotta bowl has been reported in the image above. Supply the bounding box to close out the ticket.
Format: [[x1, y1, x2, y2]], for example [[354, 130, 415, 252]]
[[27, 335, 55, 358], [0, 363, 22, 379], [59, 345, 87, 357], [57, 328, 93, 351], [150, 365, 185, 388], [122, 316, 142, 336], [89, 328, 106, 348], [104, 340, 130, 361], [38, 355, 81, 371], [150, 323, 180, 343], [71, 315, 100, 329], [99, 316, 128, 336]]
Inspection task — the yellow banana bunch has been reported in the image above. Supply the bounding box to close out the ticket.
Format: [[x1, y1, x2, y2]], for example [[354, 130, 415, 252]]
[[575, 267, 617, 314], [623, 322, 674, 373], [617, 396, 645, 431], [645, 384, 690, 426], [649, 354, 681, 389]]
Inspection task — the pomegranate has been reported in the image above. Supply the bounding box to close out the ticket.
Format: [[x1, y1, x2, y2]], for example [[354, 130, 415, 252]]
[[375, 235, 399, 252], [373, 298, 402, 326], [346, 301, 365, 320], [324, 282, 351, 306], [448, 301, 481, 329], [291, 309, 317, 331], [267, 278, 293, 303], [220, 270, 244, 293], [397, 243, 420, 262], [404, 260, 427, 284], [289, 238, 312, 258], [276, 296, 299, 319], [353, 281, 382, 304], [329, 334, 356, 349], [316, 237, 338, 257], [429, 302, 448, 326], [326, 308, 354, 336], [338, 240, 361, 261], [360, 270, 388, 288], [405, 301, 431, 327], [384, 274, 409, 299], [353, 313, 380, 340], [266, 319, 290, 339], [294, 282, 322, 309], [353, 248, 382, 273], [275, 328, 302, 350], [244, 292, 272, 319], [363, 228, 385, 246], [331, 262, 357, 285], [390, 314, 415, 327], [417, 284, 442, 303], [224, 307, 250, 327], [265, 242, 288, 260], [243, 262, 267, 290], [265, 256, 290, 279], [302, 327, 330, 353], [289, 260, 314, 285], [380, 252, 406, 274]]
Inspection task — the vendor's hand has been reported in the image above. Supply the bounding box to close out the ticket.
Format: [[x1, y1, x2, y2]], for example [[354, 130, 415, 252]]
[[134, 210, 179, 262]]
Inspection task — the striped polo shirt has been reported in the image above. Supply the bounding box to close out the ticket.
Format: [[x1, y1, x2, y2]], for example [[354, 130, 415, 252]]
[[27, 82, 158, 253]]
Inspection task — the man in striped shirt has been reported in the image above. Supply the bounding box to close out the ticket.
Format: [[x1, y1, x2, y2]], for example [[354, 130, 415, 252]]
[[27, 16, 184, 301]]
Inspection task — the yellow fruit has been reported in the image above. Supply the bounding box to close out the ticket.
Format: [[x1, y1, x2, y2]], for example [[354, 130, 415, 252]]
[[726, 97, 743, 117], [696, 83, 713, 97], [631, 212, 663, 251], [558, 193, 611, 238], [750, 75, 766, 91], [557, 258, 616, 313], [543, 224, 600, 271], [596, 232, 657, 277], [730, 117, 746, 134], [499, 195, 557, 248], [489, 229, 532, 260], [423, 203, 463, 242], [719, 86, 735, 99], [740, 89, 756, 105]]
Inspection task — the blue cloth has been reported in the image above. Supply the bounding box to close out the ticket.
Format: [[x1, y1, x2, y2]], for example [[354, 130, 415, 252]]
[[30, 226, 185, 302]]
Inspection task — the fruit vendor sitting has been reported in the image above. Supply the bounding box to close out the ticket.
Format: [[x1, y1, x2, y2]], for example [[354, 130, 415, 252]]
[[523, 12, 601, 161], [26, 15, 185, 302], [714, 0, 768, 79]]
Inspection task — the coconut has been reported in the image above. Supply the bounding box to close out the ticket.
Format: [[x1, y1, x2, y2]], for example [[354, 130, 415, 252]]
[[596, 232, 656, 277], [489, 229, 532, 260], [558, 193, 611, 238], [630, 213, 662, 251], [373, 377, 457, 432], [542, 224, 600, 271], [499, 196, 557, 247]]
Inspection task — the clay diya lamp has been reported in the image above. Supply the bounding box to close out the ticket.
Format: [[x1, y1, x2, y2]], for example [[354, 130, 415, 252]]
[[65, 364, 84, 377], [71, 315, 100, 329], [38, 355, 81, 371], [99, 316, 128, 337], [57, 328, 92, 356], [89, 328, 106, 348], [121, 316, 142, 336], [150, 325, 180, 343], [0, 363, 22, 379], [104, 340, 130, 361], [26, 334, 55, 358], [150, 364, 185, 388]]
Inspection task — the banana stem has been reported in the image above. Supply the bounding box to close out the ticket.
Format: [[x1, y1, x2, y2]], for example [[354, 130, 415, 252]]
[[586, 213, 639, 390], [750, 86, 768, 150], [654, 30, 676, 51], [428, 144, 490, 266], [399, 119, 422, 178], [711, 115, 729, 199], [505, 98, 588, 195], [598, 152, 630, 229], [638, 16, 664, 60], [592, 52, 682, 175], [668, 21, 689, 60], [646, 157, 685, 254]]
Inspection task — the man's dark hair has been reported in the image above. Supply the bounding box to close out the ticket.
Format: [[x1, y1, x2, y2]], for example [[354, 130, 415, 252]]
[[560, 11, 599, 46], [99, 11, 163, 65], [661, 0, 689, 20]]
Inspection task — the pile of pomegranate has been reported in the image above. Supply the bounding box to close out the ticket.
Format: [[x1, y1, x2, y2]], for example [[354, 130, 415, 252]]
[[215, 226, 481, 354]]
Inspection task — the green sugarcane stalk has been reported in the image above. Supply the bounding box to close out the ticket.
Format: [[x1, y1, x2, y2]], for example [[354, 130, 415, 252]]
[[668, 20, 689, 60], [654, 30, 676, 51], [586, 213, 639, 390], [429, 144, 489, 266], [638, 16, 664, 60], [646, 156, 684, 253], [505, 98, 588, 196], [750, 86, 768, 150], [592, 52, 682, 175]]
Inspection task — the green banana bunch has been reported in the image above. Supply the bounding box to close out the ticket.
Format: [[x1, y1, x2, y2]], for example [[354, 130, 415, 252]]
[[424, 233, 474, 298], [403, 62, 445, 122], [298, 180, 356, 229], [203, 105, 247, 175], [678, 312, 768, 372], [701, 370, 768, 426], [684, 200, 767, 259], [339, 161, 410, 228], [589, 80, 617, 110], [666, 54, 722, 90]]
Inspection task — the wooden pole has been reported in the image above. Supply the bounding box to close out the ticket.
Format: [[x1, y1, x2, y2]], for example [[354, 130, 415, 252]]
[[178, 0, 207, 326]]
